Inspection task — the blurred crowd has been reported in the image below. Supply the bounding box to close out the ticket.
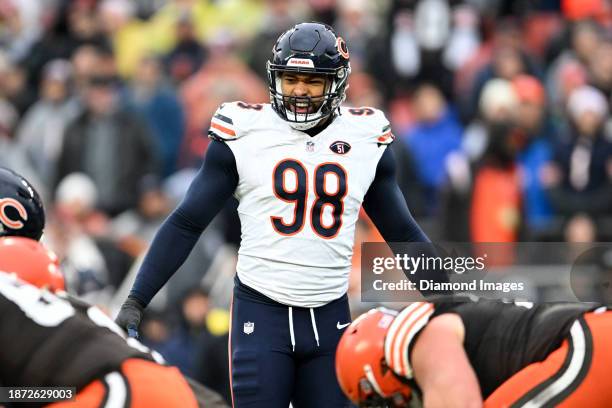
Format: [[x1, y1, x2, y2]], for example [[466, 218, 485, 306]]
[[0, 0, 611, 403]]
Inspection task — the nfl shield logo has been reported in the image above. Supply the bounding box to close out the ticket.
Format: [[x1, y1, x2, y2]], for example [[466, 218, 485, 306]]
[[306, 141, 315, 152], [243, 321, 255, 335]]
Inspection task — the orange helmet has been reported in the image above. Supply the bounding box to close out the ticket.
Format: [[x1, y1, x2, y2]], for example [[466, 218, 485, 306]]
[[0, 236, 65, 292], [335, 308, 412, 407]]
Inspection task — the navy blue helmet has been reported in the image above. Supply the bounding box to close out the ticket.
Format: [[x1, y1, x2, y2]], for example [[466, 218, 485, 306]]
[[0, 167, 45, 240], [267, 22, 351, 130]]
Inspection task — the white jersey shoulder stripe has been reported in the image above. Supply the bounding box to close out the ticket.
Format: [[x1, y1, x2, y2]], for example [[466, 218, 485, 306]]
[[384, 302, 434, 378], [208, 102, 271, 141], [399, 304, 434, 378], [376, 130, 395, 145], [384, 303, 422, 370], [210, 119, 236, 138]]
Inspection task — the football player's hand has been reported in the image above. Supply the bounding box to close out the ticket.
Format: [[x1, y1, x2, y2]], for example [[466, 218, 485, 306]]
[[115, 297, 145, 338]]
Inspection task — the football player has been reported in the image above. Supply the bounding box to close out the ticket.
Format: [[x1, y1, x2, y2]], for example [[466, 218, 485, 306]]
[[0, 237, 228, 408], [115, 22, 447, 407], [336, 298, 612, 407], [0, 167, 45, 240]]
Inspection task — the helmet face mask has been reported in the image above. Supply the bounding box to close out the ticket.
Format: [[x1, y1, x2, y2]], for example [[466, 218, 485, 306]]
[[267, 22, 351, 131], [335, 308, 412, 407], [357, 380, 411, 408]]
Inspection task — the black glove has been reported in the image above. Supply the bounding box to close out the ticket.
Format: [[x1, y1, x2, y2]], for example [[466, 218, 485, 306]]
[[115, 297, 145, 338]]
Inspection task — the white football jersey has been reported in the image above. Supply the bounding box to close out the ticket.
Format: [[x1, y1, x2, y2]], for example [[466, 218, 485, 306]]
[[209, 102, 393, 307]]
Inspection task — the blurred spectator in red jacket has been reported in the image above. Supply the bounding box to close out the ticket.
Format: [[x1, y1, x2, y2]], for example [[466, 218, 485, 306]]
[[470, 122, 523, 242]]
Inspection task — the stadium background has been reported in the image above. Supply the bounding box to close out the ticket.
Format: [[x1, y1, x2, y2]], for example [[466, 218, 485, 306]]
[[0, 0, 610, 403]]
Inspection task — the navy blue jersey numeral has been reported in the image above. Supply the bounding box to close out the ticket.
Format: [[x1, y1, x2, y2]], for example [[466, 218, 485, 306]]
[[348, 107, 374, 116], [237, 102, 263, 110], [271, 160, 308, 235], [311, 163, 347, 238], [271, 160, 347, 238]]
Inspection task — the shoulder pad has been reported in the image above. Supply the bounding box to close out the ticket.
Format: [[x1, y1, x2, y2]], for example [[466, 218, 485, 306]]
[[340, 106, 394, 146], [384, 302, 435, 379], [208, 101, 266, 142]]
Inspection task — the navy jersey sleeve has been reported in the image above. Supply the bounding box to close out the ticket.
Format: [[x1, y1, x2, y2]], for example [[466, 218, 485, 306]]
[[362, 148, 429, 243], [129, 140, 238, 306]]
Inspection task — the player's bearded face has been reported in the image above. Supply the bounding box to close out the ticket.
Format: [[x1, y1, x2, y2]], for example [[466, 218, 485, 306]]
[[280, 72, 328, 114]]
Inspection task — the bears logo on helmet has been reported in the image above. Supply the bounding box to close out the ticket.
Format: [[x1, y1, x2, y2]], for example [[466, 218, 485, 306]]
[[0, 167, 45, 240], [335, 308, 412, 407], [0, 236, 65, 292], [0, 197, 28, 229], [336, 37, 349, 59]]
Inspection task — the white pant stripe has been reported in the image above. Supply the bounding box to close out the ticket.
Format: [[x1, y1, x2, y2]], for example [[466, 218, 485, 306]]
[[520, 321, 587, 408], [103, 372, 128, 408]]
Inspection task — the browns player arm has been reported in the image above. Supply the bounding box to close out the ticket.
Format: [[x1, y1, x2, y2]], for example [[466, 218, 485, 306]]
[[411, 313, 482, 408]]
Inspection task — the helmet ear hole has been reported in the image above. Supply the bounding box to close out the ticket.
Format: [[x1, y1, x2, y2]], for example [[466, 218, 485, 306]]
[[380, 357, 390, 375], [359, 378, 374, 396], [391, 392, 409, 407]]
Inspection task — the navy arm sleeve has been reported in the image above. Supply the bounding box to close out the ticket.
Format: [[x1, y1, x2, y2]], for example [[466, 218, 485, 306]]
[[362, 148, 429, 243], [363, 148, 450, 292], [129, 140, 238, 306]]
